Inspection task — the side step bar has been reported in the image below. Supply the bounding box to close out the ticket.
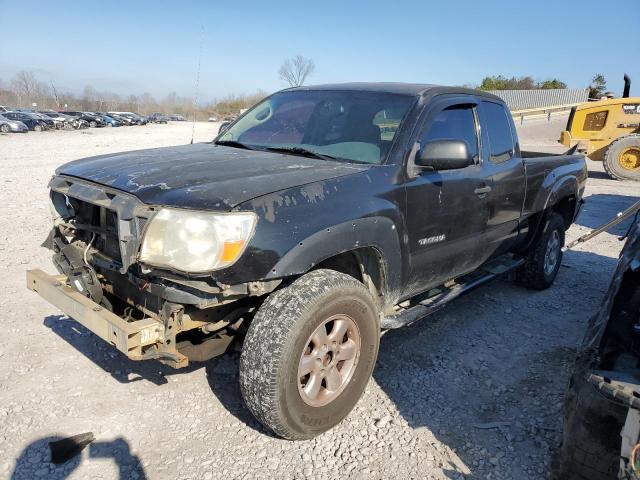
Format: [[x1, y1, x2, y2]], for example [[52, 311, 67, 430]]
[[381, 255, 525, 329]]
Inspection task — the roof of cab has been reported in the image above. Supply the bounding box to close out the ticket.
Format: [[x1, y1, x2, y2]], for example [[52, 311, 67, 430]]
[[286, 82, 504, 102]]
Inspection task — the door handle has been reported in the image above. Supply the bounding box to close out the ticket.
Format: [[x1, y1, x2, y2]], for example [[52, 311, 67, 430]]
[[474, 185, 492, 195]]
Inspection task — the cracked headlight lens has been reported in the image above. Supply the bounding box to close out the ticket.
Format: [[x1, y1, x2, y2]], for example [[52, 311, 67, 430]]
[[139, 208, 257, 273]]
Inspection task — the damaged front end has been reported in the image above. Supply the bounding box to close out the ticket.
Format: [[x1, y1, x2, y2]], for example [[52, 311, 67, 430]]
[[27, 175, 277, 368], [553, 218, 640, 479]]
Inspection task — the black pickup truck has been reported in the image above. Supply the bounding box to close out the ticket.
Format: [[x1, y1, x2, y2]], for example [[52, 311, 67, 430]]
[[27, 83, 587, 440]]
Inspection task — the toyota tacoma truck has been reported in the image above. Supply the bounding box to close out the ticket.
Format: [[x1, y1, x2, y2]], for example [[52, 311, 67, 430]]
[[27, 83, 587, 440]]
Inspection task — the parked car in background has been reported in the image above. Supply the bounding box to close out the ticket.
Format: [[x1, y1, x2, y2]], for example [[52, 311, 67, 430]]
[[133, 113, 149, 124], [109, 113, 135, 126], [123, 113, 146, 125], [148, 112, 169, 124], [61, 111, 106, 128], [2, 111, 50, 131], [169, 113, 186, 121], [31, 112, 57, 130], [93, 113, 121, 127], [16, 110, 56, 130], [0, 113, 28, 133], [41, 110, 87, 129], [107, 112, 146, 125], [81, 112, 108, 128], [38, 111, 73, 129], [208, 116, 218, 122], [218, 121, 232, 134]]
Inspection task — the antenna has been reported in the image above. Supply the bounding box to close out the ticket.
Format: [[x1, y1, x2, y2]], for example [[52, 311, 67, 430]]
[[190, 25, 205, 145]]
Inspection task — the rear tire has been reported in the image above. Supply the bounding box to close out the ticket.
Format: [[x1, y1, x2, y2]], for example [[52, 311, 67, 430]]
[[34, 124, 42, 132], [240, 269, 380, 440], [515, 212, 565, 290], [0, 124, 9, 133], [603, 134, 640, 181]]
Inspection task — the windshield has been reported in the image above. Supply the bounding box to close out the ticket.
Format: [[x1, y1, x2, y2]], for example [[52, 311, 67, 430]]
[[216, 90, 415, 164]]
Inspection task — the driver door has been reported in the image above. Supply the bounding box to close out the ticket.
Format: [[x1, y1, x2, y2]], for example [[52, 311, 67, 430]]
[[403, 97, 493, 297]]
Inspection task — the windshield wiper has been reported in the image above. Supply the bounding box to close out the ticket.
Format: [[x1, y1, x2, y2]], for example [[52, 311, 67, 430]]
[[265, 146, 337, 161], [214, 140, 256, 150]]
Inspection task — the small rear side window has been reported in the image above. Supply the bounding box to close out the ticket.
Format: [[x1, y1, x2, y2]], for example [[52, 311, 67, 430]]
[[482, 101, 515, 163], [583, 111, 608, 131]]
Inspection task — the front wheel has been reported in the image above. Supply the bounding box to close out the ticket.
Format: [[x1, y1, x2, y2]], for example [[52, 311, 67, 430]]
[[240, 269, 380, 440], [34, 124, 43, 132], [0, 124, 9, 133], [515, 212, 565, 290], [603, 135, 640, 181]]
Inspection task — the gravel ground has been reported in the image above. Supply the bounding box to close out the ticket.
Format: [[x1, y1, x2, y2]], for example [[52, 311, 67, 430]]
[[0, 118, 638, 479]]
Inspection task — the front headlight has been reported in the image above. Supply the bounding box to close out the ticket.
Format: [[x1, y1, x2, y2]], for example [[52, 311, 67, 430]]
[[139, 208, 257, 273]]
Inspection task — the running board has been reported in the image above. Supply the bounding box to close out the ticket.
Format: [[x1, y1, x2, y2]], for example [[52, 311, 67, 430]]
[[381, 255, 525, 329]]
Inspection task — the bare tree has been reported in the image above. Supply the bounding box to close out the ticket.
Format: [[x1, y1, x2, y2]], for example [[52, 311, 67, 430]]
[[279, 55, 315, 87], [82, 85, 98, 110], [11, 70, 38, 98]]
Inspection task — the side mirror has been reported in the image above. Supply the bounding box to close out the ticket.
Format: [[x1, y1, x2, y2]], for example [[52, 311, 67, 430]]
[[416, 139, 472, 170], [218, 121, 231, 134]]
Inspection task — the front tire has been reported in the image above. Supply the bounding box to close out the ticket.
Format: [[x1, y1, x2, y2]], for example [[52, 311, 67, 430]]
[[34, 124, 42, 132], [603, 134, 640, 181], [515, 212, 565, 290], [0, 124, 9, 133], [240, 269, 380, 440]]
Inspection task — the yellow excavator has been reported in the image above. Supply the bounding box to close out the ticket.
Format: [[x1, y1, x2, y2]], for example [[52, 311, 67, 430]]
[[560, 75, 640, 181]]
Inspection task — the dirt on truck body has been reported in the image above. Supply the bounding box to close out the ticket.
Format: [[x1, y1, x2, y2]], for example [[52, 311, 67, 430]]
[[28, 83, 587, 439]]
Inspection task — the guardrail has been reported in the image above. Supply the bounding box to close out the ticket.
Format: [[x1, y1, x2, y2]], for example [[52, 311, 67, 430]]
[[511, 103, 577, 125]]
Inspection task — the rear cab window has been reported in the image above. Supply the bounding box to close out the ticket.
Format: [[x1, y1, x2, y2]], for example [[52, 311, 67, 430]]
[[481, 101, 517, 163]]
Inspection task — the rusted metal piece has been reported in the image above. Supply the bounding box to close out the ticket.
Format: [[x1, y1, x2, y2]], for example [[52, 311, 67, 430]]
[[177, 333, 234, 362], [27, 269, 164, 360]]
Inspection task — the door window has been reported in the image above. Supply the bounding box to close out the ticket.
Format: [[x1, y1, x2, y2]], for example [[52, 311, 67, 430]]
[[421, 105, 479, 163], [482, 102, 515, 163]]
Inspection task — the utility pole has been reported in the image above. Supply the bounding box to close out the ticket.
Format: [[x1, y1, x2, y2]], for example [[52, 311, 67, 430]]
[[50, 81, 60, 108]]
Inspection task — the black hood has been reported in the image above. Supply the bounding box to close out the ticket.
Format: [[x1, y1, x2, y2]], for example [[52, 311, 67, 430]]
[[56, 143, 370, 210]]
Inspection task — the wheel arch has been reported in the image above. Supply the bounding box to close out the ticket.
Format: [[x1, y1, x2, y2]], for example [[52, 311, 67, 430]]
[[314, 247, 387, 308], [265, 217, 403, 307], [520, 176, 580, 252]]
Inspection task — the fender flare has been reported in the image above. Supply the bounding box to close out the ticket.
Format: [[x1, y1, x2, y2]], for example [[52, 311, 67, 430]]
[[265, 217, 403, 299], [543, 174, 579, 213], [524, 174, 580, 251]]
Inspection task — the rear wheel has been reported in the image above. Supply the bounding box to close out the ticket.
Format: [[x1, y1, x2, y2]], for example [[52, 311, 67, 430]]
[[515, 212, 565, 290], [89, 121, 97, 128], [603, 135, 640, 181], [0, 124, 9, 133], [34, 124, 43, 132], [240, 269, 380, 440]]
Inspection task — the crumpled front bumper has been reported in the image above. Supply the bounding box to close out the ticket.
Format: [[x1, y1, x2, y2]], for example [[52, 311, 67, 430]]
[[26, 269, 169, 363]]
